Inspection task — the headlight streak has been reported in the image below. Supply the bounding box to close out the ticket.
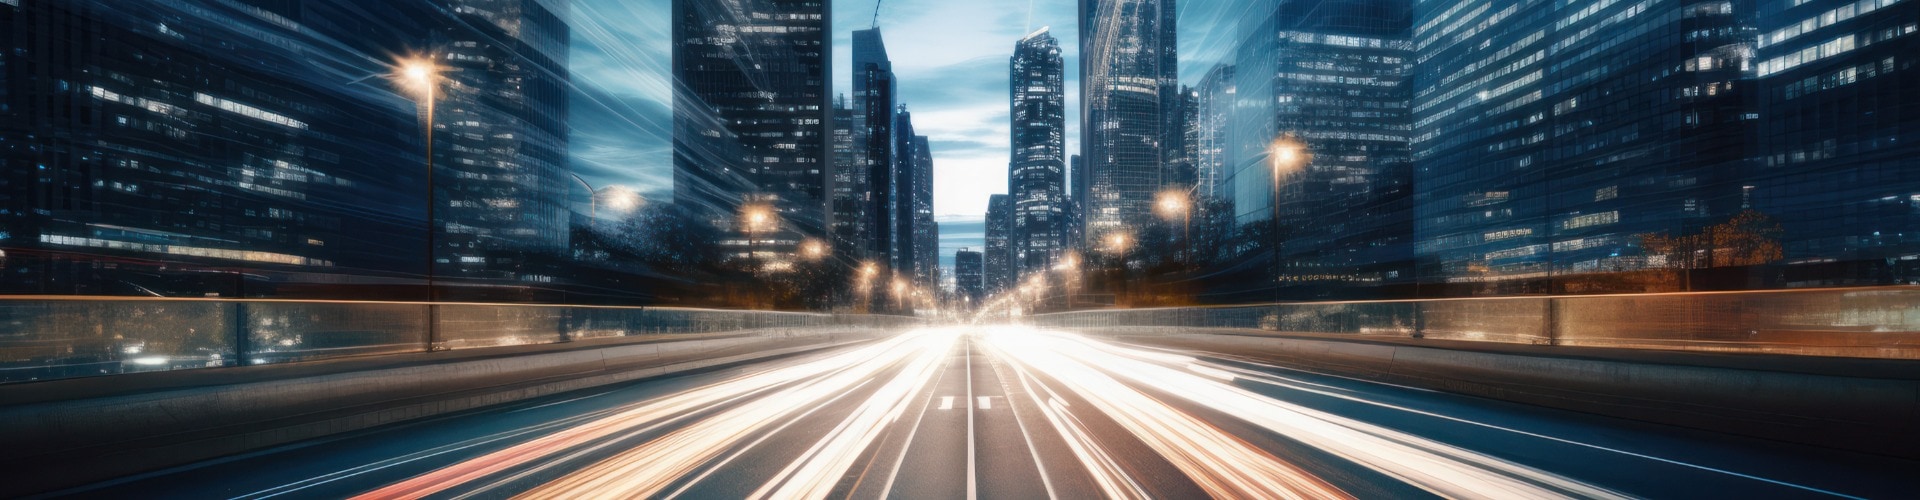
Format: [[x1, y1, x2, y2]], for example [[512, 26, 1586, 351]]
[[354, 331, 948, 499], [985, 327, 1625, 500], [984, 327, 1353, 499]]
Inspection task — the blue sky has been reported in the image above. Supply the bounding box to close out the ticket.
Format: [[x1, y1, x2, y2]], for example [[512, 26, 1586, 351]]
[[562, 0, 1246, 270]]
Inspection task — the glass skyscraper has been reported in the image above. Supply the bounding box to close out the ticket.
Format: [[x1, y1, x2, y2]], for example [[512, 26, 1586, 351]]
[[1, 0, 569, 297], [1010, 28, 1069, 275], [672, 0, 833, 265], [1080, 0, 1180, 237]]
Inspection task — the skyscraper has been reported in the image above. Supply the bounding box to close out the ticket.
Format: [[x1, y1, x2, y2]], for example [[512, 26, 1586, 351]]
[[852, 28, 898, 263], [437, 0, 572, 281], [1227, 0, 1414, 294], [954, 248, 985, 302], [910, 134, 938, 285], [1080, 0, 1179, 237], [1070, 154, 1088, 246], [1010, 28, 1069, 274], [673, 0, 833, 264], [985, 194, 1015, 293], [1748, 0, 1920, 284], [1193, 64, 1235, 201], [1411, 0, 1754, 292], [0, 0, 569, 296], [830, 95, 866, 255]]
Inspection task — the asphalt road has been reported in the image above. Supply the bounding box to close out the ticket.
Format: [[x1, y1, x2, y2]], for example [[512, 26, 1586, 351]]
[[48, 326, 1919, 499]]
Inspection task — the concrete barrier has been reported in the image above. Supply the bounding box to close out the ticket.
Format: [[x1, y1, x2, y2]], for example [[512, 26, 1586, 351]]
[[1072, 327, 1920, 460], [0, 327, 894, 497]]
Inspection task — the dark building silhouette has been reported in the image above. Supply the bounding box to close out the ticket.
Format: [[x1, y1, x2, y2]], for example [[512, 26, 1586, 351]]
[[985, 194, 1015, 293], [1010, 28, 1069, 275], [1, 0, 568, 296], [1080, 0, 1179, 238], [830, 95, 865, 255], [673, 0, 833, 266], [1069, 154, 1087, 246], [954, 248, 985, 302], [852, 28, 898, 265]]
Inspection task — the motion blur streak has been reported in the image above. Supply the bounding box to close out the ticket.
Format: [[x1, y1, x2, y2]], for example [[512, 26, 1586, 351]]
[[979, 326, 1625, 500], [353, 328, 960, 499]]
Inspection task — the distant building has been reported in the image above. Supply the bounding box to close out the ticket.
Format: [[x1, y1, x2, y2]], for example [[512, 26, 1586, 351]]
[[1069, 154, 1087, 247], [985, 194, 1015, 293], [852, 28, 898, 264], [673, 0, 833, 267], [1080, 0, 1179, 237], [1193, 64, 1235, 201], [955, 248, 985, 302], [910, 135, 938, 285], [830, 95, 866, 255], [1010, 28, 1069, 275]]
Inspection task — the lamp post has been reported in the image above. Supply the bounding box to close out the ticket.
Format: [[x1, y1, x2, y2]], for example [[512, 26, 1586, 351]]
[[396, 56, 442, 347], [1156, 188, 1193, 264], [1105, 230, 1132, 306], [1268, 134, 1308, 302]]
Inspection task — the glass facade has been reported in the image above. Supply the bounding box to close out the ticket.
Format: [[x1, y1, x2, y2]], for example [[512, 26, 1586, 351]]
[[1080, 0, 1180, 237], [1, 0, 463, 297], [671, 0, 833, 266], [1010, 28, 1070, 275]]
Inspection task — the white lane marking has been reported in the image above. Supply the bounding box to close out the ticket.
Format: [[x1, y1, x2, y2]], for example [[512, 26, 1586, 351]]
[[939, 396, 955, 410], [508, 390, 618, 414], [990, 352, 1059, 499], [967, 335, 978, 500], [1214, 363, 1869, 500], [977, 397, 992, 410], [877, 340, 962, 496], [662, 380, 872, 499]]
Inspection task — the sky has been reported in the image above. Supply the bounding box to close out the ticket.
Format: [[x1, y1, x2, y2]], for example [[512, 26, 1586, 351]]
[[562, 0, 1247, 270]]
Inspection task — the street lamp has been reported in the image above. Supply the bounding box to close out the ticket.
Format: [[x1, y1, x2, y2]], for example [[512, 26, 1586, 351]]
[[799, 238, 827, 262], [1156, 188, 1193, 263], [740, 204, 775, 268], [394, 56, 441, 313], [1267, 134, 1309, 301]]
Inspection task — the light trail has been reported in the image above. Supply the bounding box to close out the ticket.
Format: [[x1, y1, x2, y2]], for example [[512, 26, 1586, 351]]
[[354, 327, 962, 500], [979, 326, 1624, 500]]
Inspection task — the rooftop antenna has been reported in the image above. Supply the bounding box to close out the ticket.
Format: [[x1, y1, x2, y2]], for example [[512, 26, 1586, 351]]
[[871, 0, 882, 29]]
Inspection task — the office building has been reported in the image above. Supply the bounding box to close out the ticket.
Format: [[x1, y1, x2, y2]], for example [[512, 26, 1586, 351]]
[[673, 0, 833, 266], [985, 194, 1015, 293], [1080, 0, 1179, 237], [1010, 28, 1069, 274], [954, 248, 985, 302]]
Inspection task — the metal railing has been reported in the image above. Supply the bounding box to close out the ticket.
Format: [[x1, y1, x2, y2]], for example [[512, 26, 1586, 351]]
[[1028, 286, 1920, 359], [0, 297, 922, 383]]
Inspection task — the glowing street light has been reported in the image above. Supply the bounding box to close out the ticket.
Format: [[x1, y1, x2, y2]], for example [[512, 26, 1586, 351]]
[[1105, 231, 1133, 255], [1267, 134, 1309, 301], [394, 55, 442, 309], [799, 239, 828, 261]]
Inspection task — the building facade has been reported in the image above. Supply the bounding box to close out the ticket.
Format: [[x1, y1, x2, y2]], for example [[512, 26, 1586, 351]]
[[954, 248, 985, 302], [1080, 0, 1179, 237], [1225, 0, 1415, 295], [985, 194, 1015, 293], [673, 0, 833, 266], [1, 0, 572, 297], [1748, 0, 1920, 284], [437, 0, 572, 281], [1010, 28, 1069, 275], [852, 27, 898, 264], [1410, 0, 1756, 293]]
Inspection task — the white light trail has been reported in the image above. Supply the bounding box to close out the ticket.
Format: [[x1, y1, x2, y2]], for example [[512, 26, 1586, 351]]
[[980, 326, 1625, 500]]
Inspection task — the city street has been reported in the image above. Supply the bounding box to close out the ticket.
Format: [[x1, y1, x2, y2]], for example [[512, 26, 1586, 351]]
[[55, 326, 1918, 499]]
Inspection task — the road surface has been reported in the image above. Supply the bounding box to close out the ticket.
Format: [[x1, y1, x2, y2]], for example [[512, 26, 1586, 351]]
[[49, 326, 1918, 499]]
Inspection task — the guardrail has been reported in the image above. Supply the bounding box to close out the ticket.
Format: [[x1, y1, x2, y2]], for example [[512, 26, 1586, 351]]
[[0, 297, 921, 383], [1029, 286, 1920, 359]]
